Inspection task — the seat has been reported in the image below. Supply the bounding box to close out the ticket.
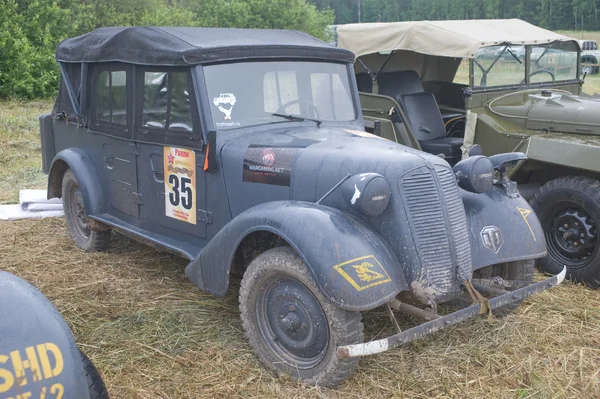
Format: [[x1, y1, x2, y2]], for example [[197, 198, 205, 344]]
[[396, 92, 463, 166], [377, 71, 424, 97]]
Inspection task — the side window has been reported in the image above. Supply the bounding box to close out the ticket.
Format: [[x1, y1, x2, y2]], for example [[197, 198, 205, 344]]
[[94, 69, 127, 128], [142, 71, 193, 133]]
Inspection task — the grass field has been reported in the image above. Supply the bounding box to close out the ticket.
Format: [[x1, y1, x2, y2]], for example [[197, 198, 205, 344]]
[[0, 90, 599, 398]]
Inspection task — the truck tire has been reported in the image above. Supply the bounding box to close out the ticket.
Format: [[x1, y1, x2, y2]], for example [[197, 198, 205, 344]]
[[239, 247, 363, 387], [80, 350, 109, 399], [472, 260, 535, 316], [531, 176, 600, 288], [62, 169, 111, 252]]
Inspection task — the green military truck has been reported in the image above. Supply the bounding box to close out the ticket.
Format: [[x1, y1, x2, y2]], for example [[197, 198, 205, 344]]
[[335, 19, 600, 288]]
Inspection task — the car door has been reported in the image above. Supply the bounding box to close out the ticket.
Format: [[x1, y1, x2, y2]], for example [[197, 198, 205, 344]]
[[89, 64, 140, 219], [134, 67, 208, 240]]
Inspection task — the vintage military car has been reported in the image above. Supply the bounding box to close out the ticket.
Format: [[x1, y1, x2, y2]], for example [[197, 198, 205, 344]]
[[335, 19, 600, 288], [41, 27, 564, 387], [0, 271, 108, 399]]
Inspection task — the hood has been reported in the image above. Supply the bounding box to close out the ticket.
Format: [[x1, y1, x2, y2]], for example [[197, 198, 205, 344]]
[[219, 125, 449, 216], [489, 90, 600, 135]]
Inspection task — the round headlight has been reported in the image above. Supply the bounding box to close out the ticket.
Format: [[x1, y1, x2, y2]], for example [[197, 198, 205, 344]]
[[452, 156, 494, 193], [342, 173, 391, 216]]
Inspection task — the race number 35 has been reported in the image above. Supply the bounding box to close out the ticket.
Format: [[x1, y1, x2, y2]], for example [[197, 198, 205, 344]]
[[164, 147, 197, 224], [168, 175, 193, 210]]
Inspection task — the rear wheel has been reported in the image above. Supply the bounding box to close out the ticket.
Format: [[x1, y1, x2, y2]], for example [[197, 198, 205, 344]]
[[531, 176, 600, 288], [239, 247, 363, 387], [472, 260, 535, 316], [62, 169, 111, 252]]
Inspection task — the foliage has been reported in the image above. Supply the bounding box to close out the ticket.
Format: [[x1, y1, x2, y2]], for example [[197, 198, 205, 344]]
[[314, 0, 600, 31], [0, 0, 334, 99]]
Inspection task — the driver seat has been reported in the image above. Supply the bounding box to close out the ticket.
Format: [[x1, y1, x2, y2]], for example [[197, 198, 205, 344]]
[[396, 92, 463, 166]]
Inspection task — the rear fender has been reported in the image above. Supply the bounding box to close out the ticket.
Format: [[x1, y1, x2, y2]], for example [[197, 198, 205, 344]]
[[185, 201, 408, 311], [461, 186, 547, 270], [47, 148, 107, 215]]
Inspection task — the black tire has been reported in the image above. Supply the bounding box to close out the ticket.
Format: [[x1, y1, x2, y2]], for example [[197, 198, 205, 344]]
[[62, 169, 111, 252], [473, 260, 535, 316], [80, 350, 109, 399], [531, 176, 600, 288], [239, 247, 363, 387]]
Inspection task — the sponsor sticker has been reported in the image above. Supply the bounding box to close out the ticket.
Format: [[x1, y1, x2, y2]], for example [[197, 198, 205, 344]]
[[213, 93, 241, 127], [333, 255, 392, 291], [164, 147, 196, 224], [242, 145, 299, 186], [481, 225, 504, 253]]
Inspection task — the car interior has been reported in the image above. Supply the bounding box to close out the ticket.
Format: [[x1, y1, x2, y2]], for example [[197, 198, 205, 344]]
[[357, 70, 468, 165]]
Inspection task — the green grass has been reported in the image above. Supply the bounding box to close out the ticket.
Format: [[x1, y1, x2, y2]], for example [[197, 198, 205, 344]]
[[0, 100, 52, 203]]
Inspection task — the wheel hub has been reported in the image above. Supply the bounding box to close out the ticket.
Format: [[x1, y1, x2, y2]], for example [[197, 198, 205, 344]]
[[257, 277, 329, 369], [548, 206, 597, 267]]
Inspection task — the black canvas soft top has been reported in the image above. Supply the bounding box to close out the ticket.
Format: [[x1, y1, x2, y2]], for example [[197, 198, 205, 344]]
[[56, 26, 355, 66]]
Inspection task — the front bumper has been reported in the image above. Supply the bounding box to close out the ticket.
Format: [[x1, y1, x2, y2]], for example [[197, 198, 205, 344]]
[[337, 267, 566, 359]]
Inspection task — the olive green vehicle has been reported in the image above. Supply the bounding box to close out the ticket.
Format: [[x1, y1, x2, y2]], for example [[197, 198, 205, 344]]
[[335, 19, 600, 288]]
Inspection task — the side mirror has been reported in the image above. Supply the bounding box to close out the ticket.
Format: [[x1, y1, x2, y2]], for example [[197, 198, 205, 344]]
[[488, 152, 527, 170]]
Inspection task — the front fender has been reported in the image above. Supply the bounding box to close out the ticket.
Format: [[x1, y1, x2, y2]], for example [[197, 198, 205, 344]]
[[47, 148, 107, 215], [461, 186, 547, 270], [185, 201, 408, 311]]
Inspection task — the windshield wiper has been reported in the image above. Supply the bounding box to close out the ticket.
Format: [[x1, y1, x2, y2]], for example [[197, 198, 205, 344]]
[[272, 112, 322, 127]]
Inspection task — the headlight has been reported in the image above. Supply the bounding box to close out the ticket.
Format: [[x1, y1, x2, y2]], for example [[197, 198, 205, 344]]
[[342, 173, 391, 216], [452, 156, 494, 193]]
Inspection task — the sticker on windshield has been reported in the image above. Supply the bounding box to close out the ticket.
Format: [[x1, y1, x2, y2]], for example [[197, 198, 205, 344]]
[[164, 147, 196, 224], [213, 93, 241, 128]]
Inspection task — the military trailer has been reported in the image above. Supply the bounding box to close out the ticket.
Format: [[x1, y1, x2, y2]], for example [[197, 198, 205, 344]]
[[0, 271, 108, 399], [335, 19, 600, 288], [41, 27, 564, 387]]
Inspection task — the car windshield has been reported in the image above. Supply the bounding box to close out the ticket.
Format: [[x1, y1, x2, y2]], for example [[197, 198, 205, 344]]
[[203, 61, 357, 130], [472, 42, 579, 88]]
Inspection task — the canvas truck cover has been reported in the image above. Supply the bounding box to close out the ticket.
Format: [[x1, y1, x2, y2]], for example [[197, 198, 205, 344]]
[[336, 19, 579, 59], [56, 26, 355, 66]]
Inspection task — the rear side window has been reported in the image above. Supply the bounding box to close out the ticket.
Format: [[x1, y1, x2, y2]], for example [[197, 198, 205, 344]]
[[142, 71, 193, 132], [136, 69, 200, 147], [94, 70, 127, 130]]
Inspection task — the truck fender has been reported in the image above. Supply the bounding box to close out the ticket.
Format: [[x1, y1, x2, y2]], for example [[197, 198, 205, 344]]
[[461, 186, 547, 270], [47, 148, 107, 215], [0, 271, 91, 398], [185, 201, 408, 311]]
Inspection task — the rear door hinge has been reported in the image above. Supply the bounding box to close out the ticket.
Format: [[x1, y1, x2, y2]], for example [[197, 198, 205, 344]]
[[133, 192, 143, 205], [129, 142, 140, 156]]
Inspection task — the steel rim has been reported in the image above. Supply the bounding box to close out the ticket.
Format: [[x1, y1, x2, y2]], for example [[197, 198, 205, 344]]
[[68, 184, 91, 239], [256, 275, 329, 369], [545, 201, 598, 269]]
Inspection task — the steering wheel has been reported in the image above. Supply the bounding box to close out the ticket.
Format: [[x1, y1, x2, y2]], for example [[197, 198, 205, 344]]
[[521, 69, 555, 84], [275, 99, 320, 119]]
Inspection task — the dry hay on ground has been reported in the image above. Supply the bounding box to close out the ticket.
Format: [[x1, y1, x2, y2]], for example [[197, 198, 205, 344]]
[[0, 218, 598, 398]]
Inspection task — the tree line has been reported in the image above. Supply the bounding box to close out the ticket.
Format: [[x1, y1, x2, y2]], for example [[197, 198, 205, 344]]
[[0, 0, 333, 99], [313, 0, 600, 31], [2, 0, 599, 99]]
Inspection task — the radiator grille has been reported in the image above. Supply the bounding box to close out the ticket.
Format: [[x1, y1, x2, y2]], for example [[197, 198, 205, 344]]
[[401, 166, 472, 292]]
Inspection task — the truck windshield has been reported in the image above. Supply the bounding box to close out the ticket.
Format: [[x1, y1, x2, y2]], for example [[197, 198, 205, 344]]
[[473, 42, 579, 88], [202, 61, 357, 130]]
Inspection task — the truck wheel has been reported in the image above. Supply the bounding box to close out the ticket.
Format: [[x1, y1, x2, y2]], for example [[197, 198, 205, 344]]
[[62, 169, 111, 252], [531, 176, 600, 288], [239, 247, 363, 387], [80, 350, 109, 399], [473, 260, 534, 316]]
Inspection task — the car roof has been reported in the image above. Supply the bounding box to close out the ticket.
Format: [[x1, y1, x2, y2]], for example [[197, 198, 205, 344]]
[[56, 26, 355, 66], [335, 19, 580, 59]]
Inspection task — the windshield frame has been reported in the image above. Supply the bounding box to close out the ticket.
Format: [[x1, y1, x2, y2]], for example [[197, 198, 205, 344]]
[[195, 59, 362, 133], [468, 42, 581, 93]]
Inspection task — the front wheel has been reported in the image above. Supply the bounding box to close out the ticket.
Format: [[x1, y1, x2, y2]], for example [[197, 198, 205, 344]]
[[531, 176, 600, 288], [239, 247, 363, 387]]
